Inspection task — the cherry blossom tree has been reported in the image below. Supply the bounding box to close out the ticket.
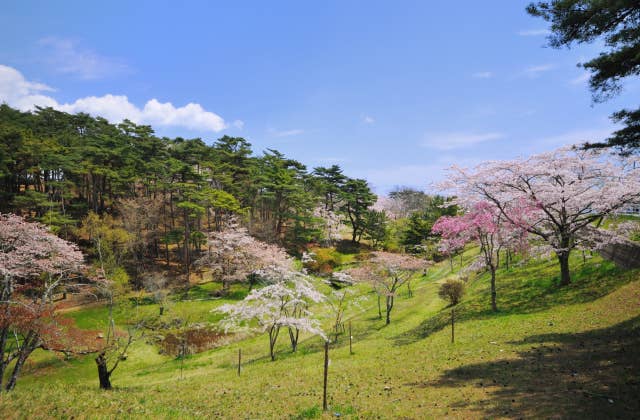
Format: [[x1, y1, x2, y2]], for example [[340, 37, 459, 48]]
[[313, 206, 343, 246], [442, 147, 640, 286], [349, 252, 427, 325], [433, 202, 522, 311], [326, 289, 349, 342], [217, 270, 325, 360], [323, 285, 366, 343], [197, 220, 292, 293], [435, 230, 467, 272], [0, 214, 86, 391]]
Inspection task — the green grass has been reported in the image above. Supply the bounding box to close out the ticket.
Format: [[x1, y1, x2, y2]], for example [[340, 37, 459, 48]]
[[1, 250, 639, 419]]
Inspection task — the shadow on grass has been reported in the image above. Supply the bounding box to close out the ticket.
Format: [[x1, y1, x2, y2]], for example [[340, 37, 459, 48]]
[[417, 316, 640, 418], [395, 259, 637, 346], [176, 282, 249, 301]]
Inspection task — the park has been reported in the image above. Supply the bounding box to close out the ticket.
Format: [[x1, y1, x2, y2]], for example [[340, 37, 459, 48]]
[[1, 1, 639, 418]]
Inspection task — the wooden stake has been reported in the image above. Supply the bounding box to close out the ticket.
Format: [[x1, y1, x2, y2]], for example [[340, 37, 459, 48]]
[[323, 340, 329, 411], [451, 308, 455, 343], [349, 321, 353, 355], [237, 348, 241, 376]]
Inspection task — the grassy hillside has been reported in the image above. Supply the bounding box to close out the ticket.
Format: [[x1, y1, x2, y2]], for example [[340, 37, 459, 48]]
[[1, 251, 639, 419]]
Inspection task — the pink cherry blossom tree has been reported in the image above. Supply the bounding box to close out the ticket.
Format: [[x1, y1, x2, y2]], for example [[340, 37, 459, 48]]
[[433, 202, 523, 311], [442, 147, 640, 286], [431, 215, 468, 272], [349, 252, 427, 325], [217, 270, 325, 360], [0, 214, 87, 391]]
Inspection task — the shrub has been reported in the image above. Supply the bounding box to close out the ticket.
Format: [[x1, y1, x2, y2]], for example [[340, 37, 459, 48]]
[[438, 279, 465, 306], [302, 247, 343, 275]]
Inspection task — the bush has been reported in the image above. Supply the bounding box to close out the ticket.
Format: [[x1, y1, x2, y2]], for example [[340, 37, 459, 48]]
[[302, 247, 344, 275], [438, 279, 465, 306]]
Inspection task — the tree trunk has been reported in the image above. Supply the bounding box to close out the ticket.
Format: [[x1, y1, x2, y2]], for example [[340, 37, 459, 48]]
[[0, 328, 7, 389], [385, 295, 393, 325], [557, 252, 571, 286], [269, 326, 279, 361], [288, 327, 299, 352], [377, 294, 382, 319], [490, 266, 497, 312], [6, 353, 27, 391], [183, 210, 190, 284], [5, 332, 38, 391], [95, 351, 112, 390]]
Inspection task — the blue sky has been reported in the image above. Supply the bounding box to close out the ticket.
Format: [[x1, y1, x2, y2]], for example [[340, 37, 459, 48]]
[[1, 1, 638, 193]]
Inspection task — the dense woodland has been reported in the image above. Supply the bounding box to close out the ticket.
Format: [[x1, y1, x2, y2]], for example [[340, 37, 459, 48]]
[[0, 104, 456, 287]]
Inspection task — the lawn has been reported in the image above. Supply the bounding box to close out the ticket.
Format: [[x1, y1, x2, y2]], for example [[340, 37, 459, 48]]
[[1, 250, 638, 419]]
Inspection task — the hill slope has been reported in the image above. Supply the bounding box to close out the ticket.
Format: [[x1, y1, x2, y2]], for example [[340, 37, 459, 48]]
[[1, 253, 639, 419]]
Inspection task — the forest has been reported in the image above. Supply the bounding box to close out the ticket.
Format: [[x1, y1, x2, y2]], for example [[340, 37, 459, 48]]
[[0, 103, 455, 279]]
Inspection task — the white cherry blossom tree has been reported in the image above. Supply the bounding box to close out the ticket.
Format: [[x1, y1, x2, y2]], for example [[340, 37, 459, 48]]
[[197, 220, 292, 293], [349, 252, 427, 325], [0, 214, 86, 391], [216, 271, 325, 361]]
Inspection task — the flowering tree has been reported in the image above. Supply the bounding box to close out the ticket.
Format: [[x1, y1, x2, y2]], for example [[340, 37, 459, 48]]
[[443, 148, 640, 286], [197, 220, 292, 293], [433, 202, 522, 311], [349, 252, 427, 325], [434, 227, 467, 272], [324, 284, 366, 343], [0, 214, 86, 391], [217, 270, 325, 360], [326, 289, 349, 342], [313, 206, 343, 246]]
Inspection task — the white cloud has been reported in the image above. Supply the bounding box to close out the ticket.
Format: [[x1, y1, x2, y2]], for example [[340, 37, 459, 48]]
[[523, 64, 555, 77], [269, 128, 304, 137], [0, 64, 229, 132], [422, 132, 504, 150], [362, 115, 375, 124], [517, 29, 551, 36], [472, 71, 493, 79], [38, 37, 129, 80], [0, 64, 58, 109], [570, 72, 590, 85], [232, 120, 245, 129]]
